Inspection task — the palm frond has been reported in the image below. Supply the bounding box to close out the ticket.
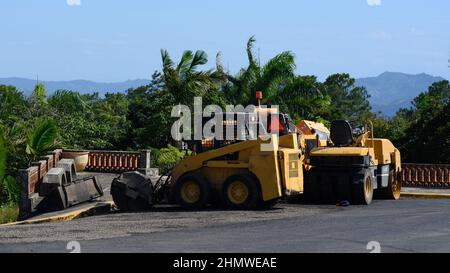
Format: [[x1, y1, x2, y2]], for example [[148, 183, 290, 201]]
[[50, 90, 90, 112], [161, 49, 174, 70], [246, 36, 257, 68], [26, 118, 58, 157], [262, 51, 296, 79], [177, 50, 194, 74], [189, 50, 208, 71]]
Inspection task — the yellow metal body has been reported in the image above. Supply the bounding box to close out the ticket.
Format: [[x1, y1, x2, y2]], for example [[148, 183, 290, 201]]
[[170, 134, 304, 202], [310, 137, 401, 171], [297, 120, 329, 148], [296, 120, 330, 137]]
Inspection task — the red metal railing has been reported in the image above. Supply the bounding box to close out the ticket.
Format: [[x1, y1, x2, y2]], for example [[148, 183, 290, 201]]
[[85, 150, 142, 172], [401, 163, 450, 188]]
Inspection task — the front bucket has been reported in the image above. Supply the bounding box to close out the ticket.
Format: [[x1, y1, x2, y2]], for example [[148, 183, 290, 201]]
[[111, 171, 154, 211]]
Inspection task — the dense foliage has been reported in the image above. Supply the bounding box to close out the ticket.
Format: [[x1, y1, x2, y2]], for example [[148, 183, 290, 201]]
[[0, 37, 449, 205]]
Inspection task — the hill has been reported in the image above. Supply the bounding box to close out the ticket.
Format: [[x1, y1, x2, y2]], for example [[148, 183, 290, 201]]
[[0, 77, 150, 97], [356, 72, 446, 116], [1, 72, 447, 116]]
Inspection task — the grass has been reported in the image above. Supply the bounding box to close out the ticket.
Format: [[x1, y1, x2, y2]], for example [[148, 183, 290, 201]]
[[0, 203, 19, 224]]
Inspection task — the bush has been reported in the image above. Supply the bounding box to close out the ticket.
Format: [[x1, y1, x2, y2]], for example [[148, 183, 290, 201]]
[[0, 176, 20, 204], [0, 203, 19, 224], [153, 145, 190, 174]]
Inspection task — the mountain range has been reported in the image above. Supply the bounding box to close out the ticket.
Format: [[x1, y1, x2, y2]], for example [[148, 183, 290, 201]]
[[0, 72, 447, 116], [355, 72, 446, 116], [0, 77, 150, 97]]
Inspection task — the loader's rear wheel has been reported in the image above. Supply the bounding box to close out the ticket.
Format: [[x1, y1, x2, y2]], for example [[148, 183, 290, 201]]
[[222, 174, 260, 210], [174, 173, 211, 210], [353, 169, 374, 205], [378, 169, 402, 200]]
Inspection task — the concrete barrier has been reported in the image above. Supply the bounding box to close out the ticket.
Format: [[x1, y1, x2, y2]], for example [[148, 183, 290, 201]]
[[18, 149, 156, 220]]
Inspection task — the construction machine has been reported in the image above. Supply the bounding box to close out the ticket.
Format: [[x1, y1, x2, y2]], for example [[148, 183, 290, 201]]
[[111, 105, 306, 210], [111, 91, 401, 211], [304, 120, 402, 205]]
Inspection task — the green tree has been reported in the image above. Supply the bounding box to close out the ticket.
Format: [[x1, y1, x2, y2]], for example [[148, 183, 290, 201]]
[[398, 80, 450, 163], [93, 92, 131, 149], [48, 90, 90, 114], [271, 75, 330, 122], [31, 83, 47, 103], [127, 85, 176, 149], [0, 129, 6, 186], [0, 128, 20, 204], [48, 90, 125, 150], [161, 49, 217, 105], [222, 36, 296, 106], [322, 73, 372, 124], [26, 118, 58, 161], [29, 83, 49, 117], [0, 85, 29, 127]]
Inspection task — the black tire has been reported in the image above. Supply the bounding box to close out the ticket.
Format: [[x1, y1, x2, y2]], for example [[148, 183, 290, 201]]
[[376, 169, 402, 200], [352, 169, 374, 205], [174, 173, 211, 210], [222, 174, 260, 210], [285, 195, 303, 204], [260, 199, 278, 209]]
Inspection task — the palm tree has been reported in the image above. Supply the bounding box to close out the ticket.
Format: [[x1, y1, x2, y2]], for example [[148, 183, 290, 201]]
[[49, 90, 91, 114], [223, 36, 296, 105], [272, 75, 328, 121], [25, 118, 58, 161], [160, 49, 216, 105]]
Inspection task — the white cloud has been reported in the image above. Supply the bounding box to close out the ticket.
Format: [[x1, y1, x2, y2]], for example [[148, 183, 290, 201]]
[[367, 0, 381, 6], [67, 0, 81, 6]]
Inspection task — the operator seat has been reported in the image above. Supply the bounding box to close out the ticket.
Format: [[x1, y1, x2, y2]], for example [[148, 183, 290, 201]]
[[330, 120, 354, 147]]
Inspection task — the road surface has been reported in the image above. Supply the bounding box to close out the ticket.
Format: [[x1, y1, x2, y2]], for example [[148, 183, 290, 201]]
[[1, 198, 450, 253]]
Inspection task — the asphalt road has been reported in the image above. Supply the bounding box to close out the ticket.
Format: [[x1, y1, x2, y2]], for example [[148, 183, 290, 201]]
[[1, 198, 450, 253]]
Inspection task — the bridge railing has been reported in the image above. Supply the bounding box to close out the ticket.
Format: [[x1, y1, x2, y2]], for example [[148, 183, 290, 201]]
[[85, 150, 142, 173], [401, 163, 450, 188]]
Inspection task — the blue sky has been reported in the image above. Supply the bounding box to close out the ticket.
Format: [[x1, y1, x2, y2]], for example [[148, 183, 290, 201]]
[[0, 0, 449, 82]]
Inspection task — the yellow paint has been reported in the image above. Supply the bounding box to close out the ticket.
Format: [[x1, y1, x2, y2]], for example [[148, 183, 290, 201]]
[[296, 120, 330, 136], [1, 202, 113, 226], [180, 181, 201, 204], [205, 161, 249, 169], [310, 147, 371, 157], [400, 192, 450, 199], [170, 133, 304, 202], [278, 149, 303, 193], [227, 180, 249, 204], [366, 138, 397, 165]]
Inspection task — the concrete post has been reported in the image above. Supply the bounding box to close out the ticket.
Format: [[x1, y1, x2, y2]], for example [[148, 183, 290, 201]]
[[18, 169, 32, 221], [138, 150, 151, 176]]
